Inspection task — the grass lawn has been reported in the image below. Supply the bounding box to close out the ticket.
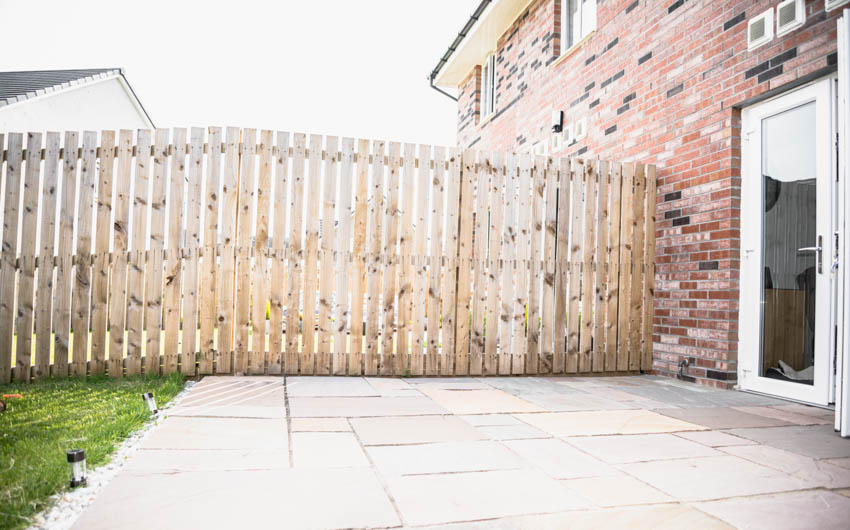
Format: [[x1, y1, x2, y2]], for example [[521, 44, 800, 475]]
[[0, 374, 185, 530]]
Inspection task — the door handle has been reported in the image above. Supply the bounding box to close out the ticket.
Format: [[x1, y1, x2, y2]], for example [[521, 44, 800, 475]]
[[797, 235, 823, 274]]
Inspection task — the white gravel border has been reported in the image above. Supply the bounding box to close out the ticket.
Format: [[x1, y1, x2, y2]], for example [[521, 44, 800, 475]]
[[28, 380, 197, 530]]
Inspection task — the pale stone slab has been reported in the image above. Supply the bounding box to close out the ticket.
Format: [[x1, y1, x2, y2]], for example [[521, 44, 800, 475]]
[[720, 444, 850, 488], [290, 417, 351, 432], [385, 469, 590, 526], [619, 455, 810, 501], [655, 407, 793, 429], [732, 406, 832, 425], [126, 449, 289, 472], [515, 409, 705, 437], [143, 417, 287, 450], [698, 490, 850, 530], [560, 475, 674, 507], [673, 430, 756, 447], [351, 415, 485, 445], [71, 467, 399, 530], [826, 457, 850, 470], [502, 438, 620, 479], [567, 433, 720, 464], [170, 380, 285, 418], [417, 387, 544, 414], [518, 392, 636, 412], [365, 377, 420, 396], [367, 441, 524, 475], [288, 396, 448, 417], [286, 376, 377, 396], [772, 403, 836, 420], [458, 414, 523, 426], [477, 424, 549, 440], [727, 425, 850, 459], [291, 432, 369, 468]]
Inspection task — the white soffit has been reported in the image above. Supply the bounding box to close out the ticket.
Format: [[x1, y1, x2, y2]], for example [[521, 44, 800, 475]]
[[434, 0, 536, 88]]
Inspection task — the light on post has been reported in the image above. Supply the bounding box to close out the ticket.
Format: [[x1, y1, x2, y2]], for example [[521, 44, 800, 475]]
[[142, 392, 158, 415], [66, 449, 86, 488]]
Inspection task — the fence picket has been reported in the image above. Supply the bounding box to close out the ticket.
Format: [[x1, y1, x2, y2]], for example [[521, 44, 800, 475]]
[[411, 144, 431, 376], [426, 146, 445, 376], [440, 148, 461, 375], [553, 157, 571, 374], [381, 142, 402, 375], [71, 132, 98, 376], [35, 132, 61, 379], [579, 160, 597, 373], [317, 135, 338, 375], [301, 134, 323, 375], [526, 155, 546, 374], [268, 131, 290, 375], [592, 160, 610, 372], [540, 156, 557, 374], [486, 151, 504, 374], [642, 165, 657, 371], [470, 151, 489, 375], [250, 130, 272, 374], [126, 130, 150, 375], [606, 163, 623, 372], [217, 128, 240, 374], [0, 134, 23, 383], [365, 140, 385, 376], [163, 128, 187, 375], [143, 129, 168, 375], [333, 137, 354, 375], [629, 164, 647, 371], [513, 153, 532, 375], [285, 133, 306, 375], [349, 139, 370, 375], [235, 129, 256, 374], [199, 127, 222, 375], [566, 158, 583, 374], [617, 163, 636, 372], [498, 154, 517, 376], [108, 131, 133, 377], [89, 131, 115, 375], [396, 143, 416, 375]]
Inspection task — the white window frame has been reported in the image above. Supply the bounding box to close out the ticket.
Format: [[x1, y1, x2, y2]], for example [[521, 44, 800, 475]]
[[827, 0, 850, 12], [560, 0, 597, 55], [480, 53, 496, 120]]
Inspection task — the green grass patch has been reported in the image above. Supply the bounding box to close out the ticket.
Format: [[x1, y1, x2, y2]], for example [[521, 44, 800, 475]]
[[0, 374, 185, 530]]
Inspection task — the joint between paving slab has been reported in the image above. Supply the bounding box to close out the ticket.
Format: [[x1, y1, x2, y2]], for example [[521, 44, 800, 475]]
[[284, 376, 294, 468]]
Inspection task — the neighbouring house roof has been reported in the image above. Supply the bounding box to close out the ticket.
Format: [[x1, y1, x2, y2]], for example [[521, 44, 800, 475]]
[[431, 0, 535, 88], [0, 68, 154, 126]]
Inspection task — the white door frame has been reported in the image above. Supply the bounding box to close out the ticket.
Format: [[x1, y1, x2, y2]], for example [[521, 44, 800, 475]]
[[739, 77, 836, 406], [836, 9, 850, 437]]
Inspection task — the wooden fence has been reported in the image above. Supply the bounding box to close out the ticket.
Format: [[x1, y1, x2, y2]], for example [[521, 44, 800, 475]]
[[0, 128, 656, 382]]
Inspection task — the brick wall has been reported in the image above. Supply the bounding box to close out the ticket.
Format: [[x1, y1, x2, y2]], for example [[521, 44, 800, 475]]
[[453, 0, 840, 388]]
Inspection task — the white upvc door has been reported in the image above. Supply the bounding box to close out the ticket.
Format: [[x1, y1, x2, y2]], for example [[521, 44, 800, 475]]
[[739, 77, 835, 406], [836, 9, 850, 437]]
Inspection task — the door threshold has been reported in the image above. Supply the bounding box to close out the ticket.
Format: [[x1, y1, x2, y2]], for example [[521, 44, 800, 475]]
[[736, 387, 835, 411]]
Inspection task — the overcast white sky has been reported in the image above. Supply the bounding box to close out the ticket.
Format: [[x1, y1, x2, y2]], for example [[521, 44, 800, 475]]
[[0, 0, 479, 147]]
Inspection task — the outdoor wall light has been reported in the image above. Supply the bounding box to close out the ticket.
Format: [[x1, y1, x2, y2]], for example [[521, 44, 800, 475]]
[[66, 449, 86, 488], [142, 392, 158, 415]]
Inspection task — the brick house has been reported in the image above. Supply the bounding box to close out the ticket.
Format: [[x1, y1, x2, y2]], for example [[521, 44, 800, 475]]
[[430, 0, 850, 415]]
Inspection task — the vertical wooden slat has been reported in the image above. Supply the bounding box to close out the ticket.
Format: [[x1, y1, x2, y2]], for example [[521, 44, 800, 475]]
[[34, 132, 61, 379], [181, 128, 204, 376], [199, 126, 222, 375], [301, 134, 323, 375], [498, 154, 517, 376], [606, 163, 623, 372], [235, 128, 256, 374], [553, 157, 571, 374], [579, 160, 597, 373], [217, 127, 240, 374], [629, 164, 647, 371], [470, 151, 488, 375], [0, 133, 23, 383], [90, 131, 116, 375], [71, 132, 98, 376], [540, 156, 557, 374], [250, 130, 272, 374], [426, 146, 445, 376], [108, 131, 132, 377], [592, 160, 610, 372], [396, 143, 416, 376], [566, 158, 584, 374], [333, 137, 354, 375], [642, 165, 657, 371], [285, 133, 306, 375], [126, 130, 150, 375], [349, 138, 370, 375], [143, 129, 168, 375], [14, 133, 42, 381], [381, 142, 402, 375], [411, 144, 432, 376], [617, 163, 636, 372], [485, 151, 504, 374], [268, 131, 290, 375], [317, 135, 338, 375], [454, 149, 476, 376], [163, 128, 187, 375], [526, 155, 546, 374], [364, 140, 385, 376], [513, 153, 532, 375], [440, 148, 461, 375]]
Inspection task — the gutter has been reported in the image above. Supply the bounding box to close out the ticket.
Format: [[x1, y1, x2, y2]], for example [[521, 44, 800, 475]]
[[428, 0, 492, 102]]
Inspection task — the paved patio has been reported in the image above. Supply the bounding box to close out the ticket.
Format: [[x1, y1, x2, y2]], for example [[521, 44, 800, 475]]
[[73, 375, 850, 529]]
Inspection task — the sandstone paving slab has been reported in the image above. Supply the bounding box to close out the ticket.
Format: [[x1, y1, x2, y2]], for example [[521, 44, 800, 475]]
[[560, 475, 674, 507], [476, 423, 550, 440], [71, 467, 399, 530], [502, 438, 620, 479], [142, 417, 287, 450], [367, 440, 525, 475], [732, 405, 833, 425], [126, 449, 289, 472], [673, 430, 756, 447], [654, 407, 794, 429], [288, 396, 448, 417], [286, 376, 377, 397], [836, 488, 850, 498], [169, 380, 285, 418], [291, 432, 369, 468], [514, 409, 705, 437], [697, 490, 850, 530], [350, 415, 485, 445], [385, 468, 590, 526], [619, 455, 810, 501], [726, 425, 850, 459], [772, 403, 836, 420], [825, 457, 850, 469], [458, 414, 523, 426], [566, 433, 721, 464], [719, 444, 850, 488], [364, 377, 421, 396], [418, 387, 544, 414], [610, 384, 787, 408], [479, 377, 588, 396], [290, 417, 351, 432], [516, 392, 636, 412]]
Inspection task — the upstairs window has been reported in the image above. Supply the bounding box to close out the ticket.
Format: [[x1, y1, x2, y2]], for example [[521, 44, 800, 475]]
[[480, 53, 496, 119], [561, 0, 597, 54]]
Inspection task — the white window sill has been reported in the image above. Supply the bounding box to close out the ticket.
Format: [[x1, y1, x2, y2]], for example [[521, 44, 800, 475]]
[[552, 31, 595, 68]]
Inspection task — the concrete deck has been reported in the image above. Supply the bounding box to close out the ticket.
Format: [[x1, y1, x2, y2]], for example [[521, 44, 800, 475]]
[[73, 375, 850, 529]]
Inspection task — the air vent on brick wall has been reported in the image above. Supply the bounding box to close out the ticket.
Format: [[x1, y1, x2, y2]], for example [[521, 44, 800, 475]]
[[575, 118, 587, 140], [748, 8, 774, 51], [826, 0, 850, 12], [776, 0, 804, 36]]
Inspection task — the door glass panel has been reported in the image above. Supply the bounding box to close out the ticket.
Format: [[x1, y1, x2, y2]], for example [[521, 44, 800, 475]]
[[760, 101, 817, 385]]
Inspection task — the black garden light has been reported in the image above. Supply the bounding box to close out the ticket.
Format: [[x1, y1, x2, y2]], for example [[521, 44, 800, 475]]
[[66, 449, 86, 488], [142, 392, 158, 415]]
